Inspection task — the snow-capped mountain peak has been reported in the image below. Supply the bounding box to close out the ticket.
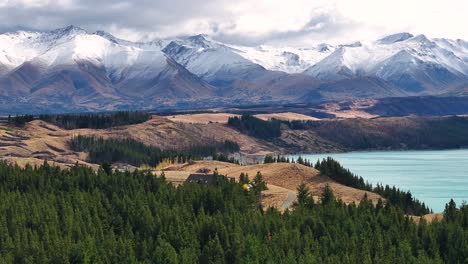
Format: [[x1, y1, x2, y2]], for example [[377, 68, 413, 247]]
[[0, 26, 467, 113], [93, 30, 120, 43], [378, 32, 414, 44], [49, 25, 86, 37], [186, 34, 212, 47]]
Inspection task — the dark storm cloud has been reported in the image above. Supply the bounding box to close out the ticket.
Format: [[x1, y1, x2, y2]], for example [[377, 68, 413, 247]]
[[0, 0, 227, 31], [0, 0, 352, 45]]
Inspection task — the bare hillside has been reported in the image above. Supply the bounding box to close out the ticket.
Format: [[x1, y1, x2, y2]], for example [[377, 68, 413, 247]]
[[164, 161, 383, 209]]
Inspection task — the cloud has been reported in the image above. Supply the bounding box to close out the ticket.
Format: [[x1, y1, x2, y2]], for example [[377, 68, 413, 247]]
[[0, 0, 466, 46]]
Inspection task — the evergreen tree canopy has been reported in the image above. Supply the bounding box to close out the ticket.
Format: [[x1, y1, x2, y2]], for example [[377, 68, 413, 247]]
[[0, 161, 466, 263]]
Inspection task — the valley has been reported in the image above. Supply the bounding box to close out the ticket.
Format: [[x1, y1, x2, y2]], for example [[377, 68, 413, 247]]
[[2, 111, 468, 215], [2, 2, 468, 263], [0, 115, 383, 214]]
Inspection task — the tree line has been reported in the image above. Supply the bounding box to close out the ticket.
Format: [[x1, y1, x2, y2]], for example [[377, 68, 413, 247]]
[[6, 111, 152, 129], [69, 135, 240, 167], [39, 111, 152, 129], [0, 161, 466, 263], [227, 115, 281, 139], [265, 155, 431, 215], [6, 114, 34, 126]]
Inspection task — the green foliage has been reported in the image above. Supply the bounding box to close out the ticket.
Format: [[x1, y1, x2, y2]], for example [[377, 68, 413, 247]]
[[69, 136, 239, 167], [239, 173, 249, 184], [263, 155, 276, 163], [7, 114, 34, 126], [0, 161, 466, 263], [295, 183, 314, 208], [6, 111, 152, 129], [314, 157, 370, 190], [38, 111, 152, 129], [227, 115, 281, 139], [252, 172, 268, 194]]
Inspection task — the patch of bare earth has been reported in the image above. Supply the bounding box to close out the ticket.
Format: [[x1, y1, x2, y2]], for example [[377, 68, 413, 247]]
[[254, 112, 320, 121], [0, 121, 98, 168], [320, 99, 379, 119], [167, 113, 240, 124], [410, 213, 444, 224]]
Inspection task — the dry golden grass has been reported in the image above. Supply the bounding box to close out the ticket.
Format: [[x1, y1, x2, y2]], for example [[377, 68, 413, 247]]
[[0, 120, 99, 167], [319, 99, 379, 119], [0, 116, 280, 170], [168, 112, 319, 123], [168, 161, 383, 208], [328, 110, 378, 119], [410, 213, 444, 224], [254, 112, 320, 121], [167, 113, 240, 124], [0, 120, 382, 211], [113, 116, 279, 155], [262, 184, 294, 211]]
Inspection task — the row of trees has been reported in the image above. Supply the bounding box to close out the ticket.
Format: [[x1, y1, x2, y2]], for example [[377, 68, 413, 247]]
[[264, 155, 431, 215], [227, 115, 282, 139], [6, 111, 152, 129], [0, 161, 466, 263], [39, 111, 152, 129], [69, 136, 240, 167], [314, 157, 431, 215]]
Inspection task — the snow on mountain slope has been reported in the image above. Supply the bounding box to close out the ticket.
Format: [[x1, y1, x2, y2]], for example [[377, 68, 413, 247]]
[[433, 38, 468, 64], [303, 33, 468, 92], [162, 34, 265, 84], [304, 43, 395, 80], [0, 31, 45, 70], [0, 26, 216, 109], [0, 26, 173, 78], [0, 26, 468, 112], [227, 44, 335, 73], [0, 26, 88, 71], [377, 32, 414, 44]]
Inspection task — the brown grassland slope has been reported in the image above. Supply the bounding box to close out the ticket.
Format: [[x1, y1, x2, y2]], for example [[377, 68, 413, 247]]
[[162, 161, 383, 210]]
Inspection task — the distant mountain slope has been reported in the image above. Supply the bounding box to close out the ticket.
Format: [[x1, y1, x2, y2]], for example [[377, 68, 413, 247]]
[[0, 26, 217, 112], [0, 26, 467, 113], [303, 34, 468, 93]]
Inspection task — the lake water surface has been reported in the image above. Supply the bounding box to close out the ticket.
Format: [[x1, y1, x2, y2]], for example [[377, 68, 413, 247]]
[[289, 149, 468, 212]]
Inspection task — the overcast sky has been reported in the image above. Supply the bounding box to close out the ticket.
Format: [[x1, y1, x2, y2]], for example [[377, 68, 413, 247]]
[[0, 0, 467, 46]]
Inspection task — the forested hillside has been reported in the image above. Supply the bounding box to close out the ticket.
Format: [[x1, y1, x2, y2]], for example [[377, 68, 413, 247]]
[[227, 115, 281, 139], [69, 136, 240, 166], [0, 161, 466, 263]]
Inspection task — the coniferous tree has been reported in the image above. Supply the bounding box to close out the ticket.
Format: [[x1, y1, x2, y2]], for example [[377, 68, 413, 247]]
[[295, 182, 314, 208], [0, 160, 464, 263]]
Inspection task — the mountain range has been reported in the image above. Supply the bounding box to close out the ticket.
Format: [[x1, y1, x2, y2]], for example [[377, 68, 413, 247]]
[[0, 26, 467, 113]]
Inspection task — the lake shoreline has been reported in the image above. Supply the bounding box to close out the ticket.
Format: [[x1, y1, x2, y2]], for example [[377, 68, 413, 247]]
[[288, 146, 468, 156], [288, 149, 468, 213]]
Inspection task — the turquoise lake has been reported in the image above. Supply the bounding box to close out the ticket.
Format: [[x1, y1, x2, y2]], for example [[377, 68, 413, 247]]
[[289, 149, 468, 213]]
